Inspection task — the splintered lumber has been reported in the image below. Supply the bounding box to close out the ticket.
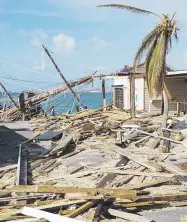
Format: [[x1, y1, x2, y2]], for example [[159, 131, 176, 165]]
[[44, 162, 61, 173], [69, 164, 84, 174], [136, 129, 181, 144], [16, 144, 28, 205], [158, 161, 187, 176], [113, 200, 168, 208], [31, 158, 51, 170], [124, 178, 175, 190], [68, 201, 98, 218], [138, 193, 187, 202], [108, 209, 152, 222], [7, 186, 143, 198], [50, 134, 73, 155], [21, 206, 83, 222], [0, 200, 87, 219], [68, 157, 129, 218], [97, 157, 129, 188], [21, 132, 41, 146], [35, 159, 56, 174], [102, 169, 175, 178], [60, 149, 84, 159], [107, 143, 160, 172], [0, 164, 17, 172]]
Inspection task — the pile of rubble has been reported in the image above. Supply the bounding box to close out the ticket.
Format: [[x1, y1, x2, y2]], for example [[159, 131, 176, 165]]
[[1, 108, 187, 221]]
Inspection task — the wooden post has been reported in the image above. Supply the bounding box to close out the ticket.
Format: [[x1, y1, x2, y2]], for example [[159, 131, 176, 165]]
[[102, 79, 106, 111], [130, 72, 135, 118], [42, 45, 84, 111], [0, 82, 19, 109]]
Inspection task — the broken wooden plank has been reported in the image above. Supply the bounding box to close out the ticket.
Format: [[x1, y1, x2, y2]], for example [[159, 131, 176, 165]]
[[107, 143, 160, 172], [68, 201, 98, 218], [124, 178, 175, 190], [60, 149, 84, 160], [158, 161, 187, 176], [138, 193, 187, 202], [134, 136, 150, 145], [31, 158, 51, 171], [113, 200, 168, 208], [0, 164, 17, 172], [44, 162, 61, 173], [50, 134, 73, 155], [66, 157, 129, 219], [16, 144, 28, 205], [69, 164, 84, 175], [0, 199, 87, 219], [21, 206, 83, 222], [7, 185, 143, 198], [136, 129, 181, 144], [35, 159, 56, 174], [96, 157, 129, 188], [108, 209, 152, 222], [102, 169, 175, 178]]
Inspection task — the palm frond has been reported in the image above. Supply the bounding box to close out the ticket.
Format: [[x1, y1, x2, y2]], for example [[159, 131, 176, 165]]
[[146, 32, 167, 96], [133, 25, 160, 67], [97, 4, 161, 18], [171, 11, 177, 21]]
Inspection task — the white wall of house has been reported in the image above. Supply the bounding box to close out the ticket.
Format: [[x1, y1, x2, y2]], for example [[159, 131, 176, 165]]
[[113, 76, 144, 110]]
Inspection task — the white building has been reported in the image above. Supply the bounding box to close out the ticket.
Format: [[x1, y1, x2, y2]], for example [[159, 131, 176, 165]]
[[112, 65, 187, 114]]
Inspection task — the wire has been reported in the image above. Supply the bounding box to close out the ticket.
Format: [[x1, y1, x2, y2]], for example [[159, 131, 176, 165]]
[[0, 75, 61, 84], [0, 59, 60, 80]]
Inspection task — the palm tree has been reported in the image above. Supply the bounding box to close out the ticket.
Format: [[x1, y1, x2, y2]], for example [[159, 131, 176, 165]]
[[98, 4, 179, 121]]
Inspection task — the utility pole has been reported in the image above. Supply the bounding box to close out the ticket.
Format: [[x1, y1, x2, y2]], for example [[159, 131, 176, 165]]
[[42, 45, 84, 111], [0, 82, 19, 109], [102, 79, 106, 111]]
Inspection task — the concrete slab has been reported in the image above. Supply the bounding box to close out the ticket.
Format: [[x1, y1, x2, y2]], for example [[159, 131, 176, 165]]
[[141, 206, 187, 222]]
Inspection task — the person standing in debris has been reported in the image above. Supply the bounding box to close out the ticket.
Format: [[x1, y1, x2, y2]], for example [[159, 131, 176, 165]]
[[50, 106, 55, 116]]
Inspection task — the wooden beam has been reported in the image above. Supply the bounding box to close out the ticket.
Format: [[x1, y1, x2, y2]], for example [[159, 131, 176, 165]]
[[106, 143, 160, 172], [7, 185, 142, 198], [101, 169, 175, 178], [158, 161, 187, 176], [21, 206, 84, 222], [108, 209, 151, 222], [50, 134, 73, 155]]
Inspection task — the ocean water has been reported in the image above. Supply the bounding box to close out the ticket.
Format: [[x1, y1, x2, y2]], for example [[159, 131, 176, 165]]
[[41, 92, 113, 115], [0, 92, 112, 115]]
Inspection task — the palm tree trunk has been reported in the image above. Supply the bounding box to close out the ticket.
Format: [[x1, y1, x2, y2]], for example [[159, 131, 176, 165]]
[[162, 89, 170, 153], [130, 73, 135, 118], [163, 89, 168, 125]]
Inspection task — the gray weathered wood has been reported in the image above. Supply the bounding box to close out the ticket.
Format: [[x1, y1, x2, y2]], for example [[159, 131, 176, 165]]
[[50, 134, 73, 155], [108, 208, 151, 222]]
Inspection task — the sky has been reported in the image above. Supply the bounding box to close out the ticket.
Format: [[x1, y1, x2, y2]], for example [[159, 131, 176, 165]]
[[0, 0, 187, 91]]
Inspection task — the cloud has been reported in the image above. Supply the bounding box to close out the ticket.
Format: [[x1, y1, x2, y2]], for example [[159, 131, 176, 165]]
[[90, 36, 118, 51], [31, 39, 41, 47], [51, 33, 76, 54], [18, 29, 48, 47]]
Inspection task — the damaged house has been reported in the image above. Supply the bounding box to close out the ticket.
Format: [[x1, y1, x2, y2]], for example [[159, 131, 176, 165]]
[[113, 65, 187, 115]]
